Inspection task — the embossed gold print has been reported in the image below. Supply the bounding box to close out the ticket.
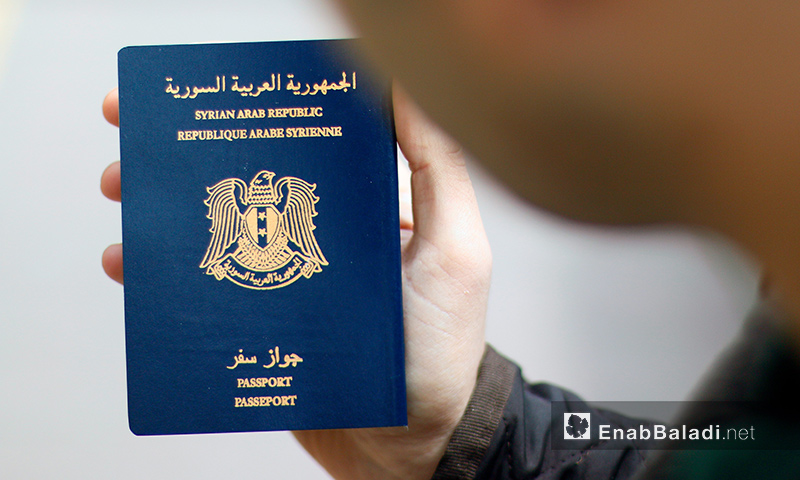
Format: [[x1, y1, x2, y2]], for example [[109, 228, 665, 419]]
[[200, 170, 328, 289]]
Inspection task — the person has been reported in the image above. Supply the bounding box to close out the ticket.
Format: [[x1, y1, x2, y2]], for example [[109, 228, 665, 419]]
[[101, 2, 800, 478]]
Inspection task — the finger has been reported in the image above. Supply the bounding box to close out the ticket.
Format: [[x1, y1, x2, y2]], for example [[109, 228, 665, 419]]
[[397, 153, 413, 231], [102, 244, 124, 284], [103, 88, 119, 127], [101, 162, 121, 202], [393, 86, 486, 251]]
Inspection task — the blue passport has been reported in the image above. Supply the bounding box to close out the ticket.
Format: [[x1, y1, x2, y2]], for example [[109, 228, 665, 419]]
[[118, 40, 406, 435]]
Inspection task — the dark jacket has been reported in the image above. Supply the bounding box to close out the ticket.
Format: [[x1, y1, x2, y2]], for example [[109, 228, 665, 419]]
[[432, 301, 800, 480]]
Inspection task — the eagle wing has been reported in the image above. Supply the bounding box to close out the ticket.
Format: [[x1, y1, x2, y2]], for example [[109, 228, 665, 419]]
[[275, 176, 328, 266], [200, 177, 247, 268]]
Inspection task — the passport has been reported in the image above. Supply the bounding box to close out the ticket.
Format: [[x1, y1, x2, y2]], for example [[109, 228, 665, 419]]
[[118, 40, 406, 435]]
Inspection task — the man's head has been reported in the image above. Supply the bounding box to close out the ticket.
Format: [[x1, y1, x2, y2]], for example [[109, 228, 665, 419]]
[[337, 0, 800, 325], [340, 1, 800, 226]]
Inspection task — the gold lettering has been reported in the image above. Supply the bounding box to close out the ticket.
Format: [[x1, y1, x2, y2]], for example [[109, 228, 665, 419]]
[[267, 107, 323, 118], [176, 129, 249, 141], [285, 126, 342, 138], [246, 128, 285, 139], [236, 376, 294, 388], [234, 395, 298, 407], [194, 109, 236, 120]]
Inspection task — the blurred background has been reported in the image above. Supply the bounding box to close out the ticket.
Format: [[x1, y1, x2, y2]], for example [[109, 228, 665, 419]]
[[0, 1, 759, 478]]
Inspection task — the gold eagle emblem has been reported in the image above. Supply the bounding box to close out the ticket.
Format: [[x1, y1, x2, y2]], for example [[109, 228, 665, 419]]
[[200, 170, 328, 289]]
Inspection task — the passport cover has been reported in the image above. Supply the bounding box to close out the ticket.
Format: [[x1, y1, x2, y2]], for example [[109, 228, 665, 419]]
[[118, 40, 406, 435]]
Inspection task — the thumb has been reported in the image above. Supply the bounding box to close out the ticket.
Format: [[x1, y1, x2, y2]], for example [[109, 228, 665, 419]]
[[392, 86, 491, 436], [393, 86, 487, 253]]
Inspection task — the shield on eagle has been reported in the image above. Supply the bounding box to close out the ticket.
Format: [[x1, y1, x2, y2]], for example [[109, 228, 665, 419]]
[[244, 205, 281, 248]]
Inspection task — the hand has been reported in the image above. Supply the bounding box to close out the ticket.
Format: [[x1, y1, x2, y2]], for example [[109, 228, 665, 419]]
[[100, 89, 123, 284], [100, 86, 492, 480]]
